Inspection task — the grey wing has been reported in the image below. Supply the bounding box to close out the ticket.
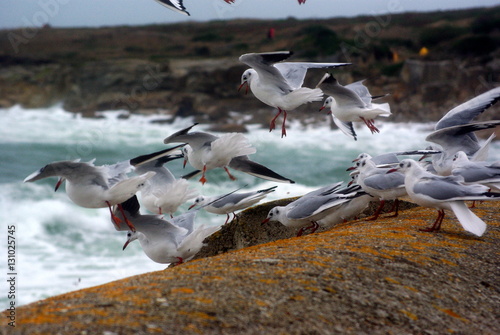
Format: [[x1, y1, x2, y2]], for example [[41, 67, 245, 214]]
[[210, 192, 255, 208], [172, 211, 197, 236], [288, 195, 346, 219], [412, 176, 482, 200], [345, 80, 372, 105], [163, 123, 219, 149], [363, 172, 404, 190], [370, 153, 400, 165], [301, 182, 344, 198], [332, 116, 357, 140], [239, 52, 294, 93], [287, 196, 329, 219], [103, 160, 133, 187], [435, 86, 500, 130], [425, 121, 500, 155], [453, 165, 500, 182], [275, 62, 350, 90], [316, 74, 366, 107], [229, 156, 295, 183]]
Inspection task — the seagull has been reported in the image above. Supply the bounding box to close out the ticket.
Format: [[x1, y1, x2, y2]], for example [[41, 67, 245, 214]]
[[165, 123, 295, 184], [348, 158, 407, 220], [262, 183, 359, 236], [131, 147, 198, 216], [317, 74, 391, 140], [153, 0, 190, 16], [164, 123, 257, 184], [389, 159, 500, 236], [239, 51, 350, 137], [189, 186, 277, 224], [23, 147, 181, 231], [318, 184, 372, 229], [451, 151, 500, 191], [424, 86, 500, 175], [119, 195, 221, 265]]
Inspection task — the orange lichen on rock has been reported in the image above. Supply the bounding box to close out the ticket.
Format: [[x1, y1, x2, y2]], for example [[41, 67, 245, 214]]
[[6, 201, 499, 334]]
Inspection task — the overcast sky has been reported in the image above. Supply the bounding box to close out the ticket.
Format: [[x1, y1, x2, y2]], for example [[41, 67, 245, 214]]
[[1, 0, 498, 29]]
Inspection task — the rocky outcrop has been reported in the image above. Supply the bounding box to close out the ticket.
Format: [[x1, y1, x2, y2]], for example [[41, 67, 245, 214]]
[[2, 7, 499, 127], [5, 200, 499, 334]]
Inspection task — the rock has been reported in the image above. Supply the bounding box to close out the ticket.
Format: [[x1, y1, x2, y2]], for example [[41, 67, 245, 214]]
[[8, 200, 500, 334]]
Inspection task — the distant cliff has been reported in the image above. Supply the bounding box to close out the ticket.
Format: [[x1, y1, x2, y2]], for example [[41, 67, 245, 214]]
[[1, 6, 499, 127]]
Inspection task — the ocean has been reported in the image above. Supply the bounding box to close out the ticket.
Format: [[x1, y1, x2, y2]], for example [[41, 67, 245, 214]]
[[1, 104, 499, 307]]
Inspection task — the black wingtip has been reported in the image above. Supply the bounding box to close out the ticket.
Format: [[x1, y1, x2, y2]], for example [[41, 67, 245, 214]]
[[129, 144, 185, 166], [120, 195, 141, 216]]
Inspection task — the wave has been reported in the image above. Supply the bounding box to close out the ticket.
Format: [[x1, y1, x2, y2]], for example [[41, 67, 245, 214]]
[[1, 105, 498, 306]]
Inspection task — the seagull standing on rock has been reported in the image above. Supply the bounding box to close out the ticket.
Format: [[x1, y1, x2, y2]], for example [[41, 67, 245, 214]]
[[239, 51, 350, 137], [189, 186, 277, 224], [388, 159, 500, 236], [262, 184, 361, 236]]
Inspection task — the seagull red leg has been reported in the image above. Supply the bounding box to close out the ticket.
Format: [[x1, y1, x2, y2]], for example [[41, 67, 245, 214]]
[[368, 200, 385, 220], [107, 201, 122, 229], [420, 209, 445, 232], [281, 110, 288, 138], [224, 167, 237, 181], [109, 202, 137, 232], [269, 109, 283, 132], [199, 165, 208, 185], [386, 199, 400, 218]]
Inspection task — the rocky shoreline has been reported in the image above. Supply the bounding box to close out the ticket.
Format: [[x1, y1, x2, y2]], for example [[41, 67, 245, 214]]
[[4, 199, 499, 334], [1, 7, 499, 127]]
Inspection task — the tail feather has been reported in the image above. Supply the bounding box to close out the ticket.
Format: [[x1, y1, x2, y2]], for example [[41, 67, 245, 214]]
[[211, 133, 256, 160], [371, 102, 391, 117], [449, 201, 487, 236]]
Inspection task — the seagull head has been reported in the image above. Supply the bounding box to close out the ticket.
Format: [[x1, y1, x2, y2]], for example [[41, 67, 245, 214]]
[[238, 69, 254, 95], [387, 159, 415, 174], [319, 96, 334, 113], [122, 231, 140, 250], [262, 207, 281, 224], [188, 196, 205, 210]]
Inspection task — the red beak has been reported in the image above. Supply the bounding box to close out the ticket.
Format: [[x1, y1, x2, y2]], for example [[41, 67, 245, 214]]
[[346, 166, 356, 171], [188, 203, 196, 210], [319, 106, 325, 112], [54, 177, 64, 192], [386, 168, 398, 174], [238, 82, 249, 94], [122, 239, 131, 250], [261, 217, 270, 224]]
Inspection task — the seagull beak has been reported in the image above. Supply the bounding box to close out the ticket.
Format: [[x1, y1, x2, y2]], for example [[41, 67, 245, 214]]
[[238, 82, 249, 94], [54, 177, 64, 192], [386, 168, 398, 174], [319, 106, 325, 112], [122, 239, 131, 250], [346, 166, 356, 171], [183, 156, 188, 169], [261, 217, 270, 225], [188, 203, 196, 210]]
